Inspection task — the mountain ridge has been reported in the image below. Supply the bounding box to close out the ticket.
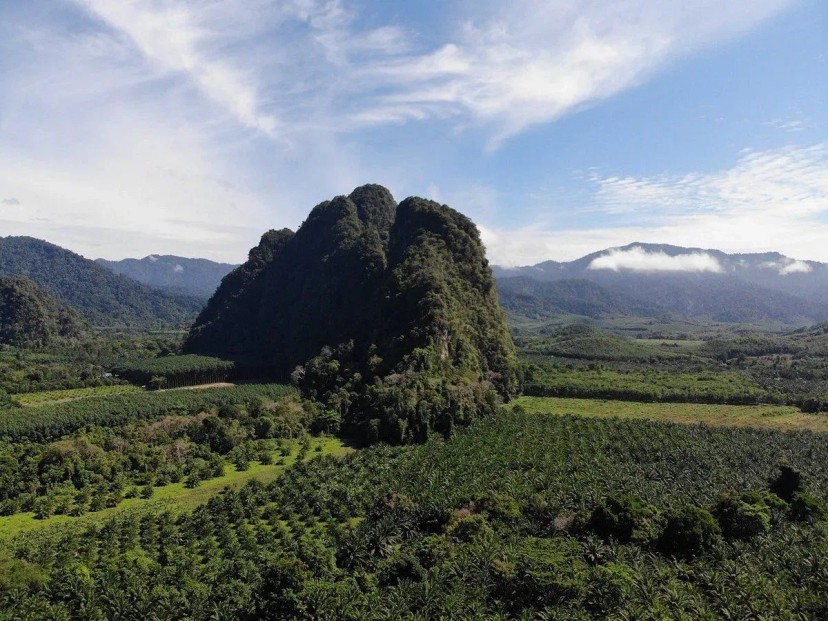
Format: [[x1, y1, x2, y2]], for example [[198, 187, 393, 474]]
[[0, 236, 203, 328], [494, 242, 828, 326], [96, 255, 237, 300]]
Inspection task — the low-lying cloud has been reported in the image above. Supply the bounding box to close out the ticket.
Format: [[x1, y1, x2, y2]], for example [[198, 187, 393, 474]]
[[588, 247, 723, 273], [761, 258, 813, 275]]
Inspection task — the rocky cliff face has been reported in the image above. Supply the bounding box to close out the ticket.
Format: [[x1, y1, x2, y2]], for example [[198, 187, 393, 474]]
[[186, 184, 518, 442]]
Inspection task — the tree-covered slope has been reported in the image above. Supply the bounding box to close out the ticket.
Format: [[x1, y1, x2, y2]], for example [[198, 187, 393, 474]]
[[96, 255, 237, 299], [0, 276, 85, 347], [0, 237, 203, 327], [186, 185, 518, 442]]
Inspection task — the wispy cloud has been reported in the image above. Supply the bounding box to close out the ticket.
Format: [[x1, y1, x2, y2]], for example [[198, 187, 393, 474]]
[[588, 247, 723, 273], [75, 0, 281, 136], [592, 143, 828, 218], [349, 0, 795, 142], [483, 143, 828, 266], [0, 0, 806, 262], [70, 0, 797, 143]]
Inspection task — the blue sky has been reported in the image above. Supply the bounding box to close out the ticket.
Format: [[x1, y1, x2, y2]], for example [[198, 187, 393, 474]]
[[0, 0, 826, 265]]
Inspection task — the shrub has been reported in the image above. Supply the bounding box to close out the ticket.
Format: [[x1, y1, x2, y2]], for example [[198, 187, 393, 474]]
[[478, 491, 521, 522], [447, 513, 492, 543], [587, 494, 657, 544], [713, 492, 770, 540], [659, 505, 720, 559], [586, 563, 635, 616], [789, 492, 827, 523], [378, 553, 426, 587], [770, 464, 804, 502]]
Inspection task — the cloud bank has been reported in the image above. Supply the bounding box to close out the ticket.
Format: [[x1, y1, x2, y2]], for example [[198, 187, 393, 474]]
[[588, 247, 723, 273], [483, 143, 828, 266], [762, 259, 814, 275]]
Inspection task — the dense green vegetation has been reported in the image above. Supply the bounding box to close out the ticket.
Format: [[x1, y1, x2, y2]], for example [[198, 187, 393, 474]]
[[516, 322, 828, 411], [518, 324, 679, 361], [0, 277, 85, 348], [0, 383, 332, 523], [524, 362, 770, 404], [187, 185, 518, 443], [3, 411, 826, 619], [114, 355, 234, 389], [0, 332, 181, 395], [0, 384, 296, 442], [0, 236, 203, 327]]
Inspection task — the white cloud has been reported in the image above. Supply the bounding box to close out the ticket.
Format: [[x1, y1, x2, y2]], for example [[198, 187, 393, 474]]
[[779, 260, 813, 275], [173, 263, 184, 273], [75, 0, 281, 136], [352, 0, 794, 142], [762, 258, 814, 275], [481, 143, 828, 266], [73, 0, 795, 143], [588, 247, 723, 273]]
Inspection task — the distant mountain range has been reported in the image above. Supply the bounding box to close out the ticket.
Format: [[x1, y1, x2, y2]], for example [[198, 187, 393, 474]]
[[4, 236, 826, 331], [96, 255, 237, 300], [0, 237, 203, 328], [494, 243, 828, 326]]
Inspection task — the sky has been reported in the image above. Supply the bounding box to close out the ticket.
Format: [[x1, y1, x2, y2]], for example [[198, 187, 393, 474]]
[[0, 0, 826, 266]]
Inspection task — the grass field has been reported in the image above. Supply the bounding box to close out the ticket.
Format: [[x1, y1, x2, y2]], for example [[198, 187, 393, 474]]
[[13, 384, 142, 406], [513, 395, 828, 433], [0, 436, 349, 539]]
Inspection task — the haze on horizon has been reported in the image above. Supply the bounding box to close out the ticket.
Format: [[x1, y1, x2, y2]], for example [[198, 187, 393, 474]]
[[1, 0, 826, 266]]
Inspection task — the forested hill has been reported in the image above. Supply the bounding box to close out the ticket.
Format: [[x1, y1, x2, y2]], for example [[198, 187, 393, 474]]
[[495, 242, 828, 326], [0, 237, 203, 328], [0, 276, 86, 347], [96, 255, 237, 300], [186, 184, 518, 443]]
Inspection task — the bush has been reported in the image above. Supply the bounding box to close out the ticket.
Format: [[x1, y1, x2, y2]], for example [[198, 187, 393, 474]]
[[659, 505, 720, 559], [378, 553, 426, 587], [713, 492, 770, 540], [586, 563, 635, 616], [587, 494, 657, 544], [770, 464, 804, 502], [478, 491, 521, 522], [447, 513, 492, 543], [789, 492, 827, 523]]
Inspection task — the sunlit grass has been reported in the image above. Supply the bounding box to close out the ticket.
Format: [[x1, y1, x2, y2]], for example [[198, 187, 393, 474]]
[[0, 436, 350, 539], [514, 396, 828, 433], [14, 384, 142, 406]]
